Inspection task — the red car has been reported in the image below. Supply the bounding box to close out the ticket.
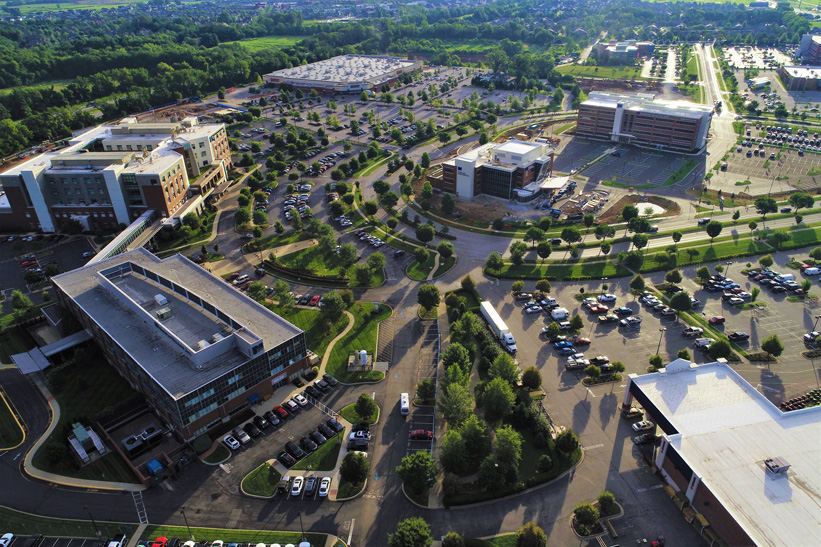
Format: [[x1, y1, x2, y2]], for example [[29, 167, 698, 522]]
[[150, 538, 167, 547], [588, 304, 609, 314], [20, 259, 37, 268], [240, 281, 252, 291], [226, 272, 241, 282], [572, 337, 591, 345], [410, 429, 433, 440], [273, 405, 290, 419], [708, 316, 726, 325], [309, 295, 321, 306]]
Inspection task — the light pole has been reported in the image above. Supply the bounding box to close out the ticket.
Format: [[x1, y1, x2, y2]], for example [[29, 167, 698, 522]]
[[181, 507, 193, 540], [812, 315, 821, 334], [298, 511, 306, 541], [657, 327, 667, 356], [84, 506, 101, 537], [725, 261, 733, 277]]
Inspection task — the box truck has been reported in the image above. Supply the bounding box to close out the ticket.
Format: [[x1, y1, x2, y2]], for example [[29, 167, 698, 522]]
[[479, 301, 517, 353]]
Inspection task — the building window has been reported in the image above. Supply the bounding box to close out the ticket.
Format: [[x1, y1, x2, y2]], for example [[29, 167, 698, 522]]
[[117, 145, 123, 151], [105, 146, 112, 151], [126, 145, 132, 151]]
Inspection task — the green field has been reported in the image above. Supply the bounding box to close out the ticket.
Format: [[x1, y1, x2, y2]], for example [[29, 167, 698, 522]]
[[326, 302, 390, 383], [223, 35, 304, 52], [278, 244, 385, 287], [492, 261, 630, 281], [266, 304, 349, 357], [0, 80, 70, 97], [556, 64, 647, 81], [340, 402, 380, 425], [0, 505, 129, 538], [2, 0, 150, 14], [407, 252, 436, 281]]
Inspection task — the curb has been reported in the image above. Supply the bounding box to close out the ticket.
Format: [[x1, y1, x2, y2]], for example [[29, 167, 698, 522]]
[[569, 501, 625, 540], [239, 462, 277, 500], [444, 448, 585, 510], [401, 482, 430, 510], [334, 478, 368, 502], [430, 254, 457, 280]]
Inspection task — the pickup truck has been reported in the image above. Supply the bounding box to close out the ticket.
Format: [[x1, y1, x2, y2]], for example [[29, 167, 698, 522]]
[[683, 326, 703, 337]]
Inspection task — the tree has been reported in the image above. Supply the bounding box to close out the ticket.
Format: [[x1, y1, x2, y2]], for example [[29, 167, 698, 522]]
[[516, 522, 547, 547], [672, 231, 683, 248], [748, 221, 758, 237], [396, 451, 437, 495], [705, 221, 723, 244], [535, 279, 551, 293], [521, 366, 542, 390], [759, 254, 774, 268], [442, 532, 465, 547], [555, 429, 579, 455], [420, 181, 434, 200], [585, 364, 601, 379], [632, 234, 649, 252], [388, 518, 432, 547], [510, 241, 528, 266], [598, 491, 618, 515], [478, 455, 506, 490], [340, 451, 369, 484], [367, 252, 386, 272], [573, 502, 600, 535], [339, 243, 358, 267], [630, 274, 646, 293], [440, 430, 467, 475], [493, 424, 523, 473], [437, 241, 454, 259], [789, 192, 814, 213], [245, 281, 269, 302], [621, 204, 639, 223], [696, 266, 711, 283], [751, 286, 761, 302], [485, 252, 504, 273], [319, 290, 345, 324], [733, 210, 740, 221], [489, 353, 520, 386], [511, 280, 525, 294], [525, 227, 545, 248], [183, 212, 200, 230], [536, 241, 552, 262], [381, 191, 400, 209], [709, 339, 732, 359], [665, 269, 683, 284], [669, 291, 692, 315], [461, 275, 476, 292], [439, 383, 472, 426], [441, 193, 455, 215], [570, 314, 584, 331], [754, 196, 777, 220], [481, 377, 515, 422], [414, 248, 430, 264], [11, 290, 33, 315], [810, 247, 821, 261], [761, 334, 784, 359], [561, 227, 581, 245], [354, 393, 378, 420], [418, 284, 440, 311], [677, 348, 692, 360], [416, 224, 435, 243], [772, 232, 791, 249]]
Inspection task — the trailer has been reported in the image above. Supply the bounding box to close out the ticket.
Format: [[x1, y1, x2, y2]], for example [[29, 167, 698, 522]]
[[480, 301, 517, 353]]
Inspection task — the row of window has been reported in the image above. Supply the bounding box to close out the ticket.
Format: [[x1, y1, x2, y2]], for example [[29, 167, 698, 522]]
[[106, 144, 155, 152]]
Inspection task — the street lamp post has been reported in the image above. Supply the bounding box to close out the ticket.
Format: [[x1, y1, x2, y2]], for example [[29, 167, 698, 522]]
[[84, 506, 101, 537], [298, 511, 306, 541], [657, 327, 667, 356], [812, 315, 821, 334], [725, 261, 733, 277], [181, 507, 193, 540]]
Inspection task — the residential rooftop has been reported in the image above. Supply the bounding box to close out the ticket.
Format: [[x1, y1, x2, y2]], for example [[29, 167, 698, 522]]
[[630, 360, 821, 546], [52, 248, 303, 399]]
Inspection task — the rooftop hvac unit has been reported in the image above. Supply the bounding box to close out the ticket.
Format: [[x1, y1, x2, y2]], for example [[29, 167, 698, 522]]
[[197, 340, 210, 350], [156, 307, 172, 320], [211, 333, 225, 344], [154, 294, 168, 307], [765, 457, 791, 476]]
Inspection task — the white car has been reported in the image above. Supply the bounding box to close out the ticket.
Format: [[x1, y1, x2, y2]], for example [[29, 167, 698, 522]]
[[803, 332, 819, 343], [291, 476, 304, 496], [598, 294, 617, 302], [558, 321, 572, 330], [524, 305, 543, 315], [582, 297, 597, 308], [737, 292, 752, 299], [319, 476, 332, 497], [223, 435, 241, 450], [1, 534, 14, 547], [632, 421, 655, 432], [294, 394, 309, 407]]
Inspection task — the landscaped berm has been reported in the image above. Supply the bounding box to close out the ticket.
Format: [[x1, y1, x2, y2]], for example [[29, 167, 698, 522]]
[[326, 302, 391, 383]]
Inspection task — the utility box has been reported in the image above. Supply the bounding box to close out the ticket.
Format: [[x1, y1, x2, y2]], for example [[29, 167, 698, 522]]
[[154, 294, 168, 307], [156, 307, 172, 320]]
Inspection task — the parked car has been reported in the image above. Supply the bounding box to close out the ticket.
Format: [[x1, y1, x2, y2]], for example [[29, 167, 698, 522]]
[[310, 431, 327, 445], [273, 405, 290, 419], [597, 294, 617, 302], [300, 436, 318, 453], [632, 421, 655, 432], [319, 477, 332, 497], [243, 423, 261, 438], [599, 314, 619, 324], [318, 423, 335, 438], [728, 331, 750, 342], [632, 433, 658, 445], [708, 316, 726, 325], [410, 429, 434, 440], [232, 427, 251, 444], [285, 441, 305, 459], [326, 418, 345, 432], [322, 373, 338, 386], [291, 476, 304, 496], [683, 326, 703, 337], [223, 435, 240, 450], [263, 410, 280, 427], [294, 393, 309, 407], [305, 474, 318, 497], [620, 316, 642, 327], [304, 385, 321, 398], [614, 307, 633, 316]]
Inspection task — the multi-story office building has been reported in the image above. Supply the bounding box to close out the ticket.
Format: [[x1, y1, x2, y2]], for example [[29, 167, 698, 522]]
[[622, 359, 820, 547], [427, 139, 554, 200], [798, 34, 821, 65], [596, 40, 655, 62], [0, 117, 231, 233], [51, 248, 310, 441], [265, 54, 423, 94], [779, 65, 821, 92], [576, 92, 714, 153]]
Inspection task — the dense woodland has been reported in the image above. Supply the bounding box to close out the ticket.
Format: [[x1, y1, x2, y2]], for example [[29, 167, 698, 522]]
[[0, 0, 815, 157]]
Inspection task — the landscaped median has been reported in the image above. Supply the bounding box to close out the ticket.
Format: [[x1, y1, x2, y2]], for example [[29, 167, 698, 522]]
[[486, 259, 630, 281], [292, 434, 344, 471], [325, 302, 392, 383], [241, 462, 281, 498]]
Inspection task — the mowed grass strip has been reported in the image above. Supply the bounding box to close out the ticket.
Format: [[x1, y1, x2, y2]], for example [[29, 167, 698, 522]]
[[241, 462, 281, 497], [0, 505, 129, 538], [493, 261, 630, 280], [557, 64, 647, 80], [222, 35, 304, 52], [407, 253, 436, 281], [266, 304, 349, 357], [326, 303, 391, 383], [291, 435, 343, 471]]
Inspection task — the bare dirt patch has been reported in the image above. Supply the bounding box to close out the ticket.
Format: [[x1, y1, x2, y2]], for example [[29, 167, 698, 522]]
[[597, 194, 681, 224]]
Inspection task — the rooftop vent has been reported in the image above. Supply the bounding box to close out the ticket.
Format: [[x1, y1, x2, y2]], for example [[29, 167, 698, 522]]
[[764, 457, 791, 476]]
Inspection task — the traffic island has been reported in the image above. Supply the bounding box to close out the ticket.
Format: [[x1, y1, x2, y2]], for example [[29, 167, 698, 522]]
[[570, 493, 624, 539], [241, 461, 281, 498]]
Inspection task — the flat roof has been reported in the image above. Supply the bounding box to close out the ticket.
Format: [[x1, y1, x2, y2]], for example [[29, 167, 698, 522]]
[[52, 248, 303, 399], [582, 91, 713, 120], [782, 65, 821, 79], [630, 361, 821, 546], [495, 141, 541, 155], [267, 54, 418, 85]]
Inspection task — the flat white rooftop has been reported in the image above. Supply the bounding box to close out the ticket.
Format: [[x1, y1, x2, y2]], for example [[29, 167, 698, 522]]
[[631, 361, 821, 546], [583, 91, 713, 120], [782, 65, 821, 79], [267, 54, 417, 85], [495, 140, 541, 155]]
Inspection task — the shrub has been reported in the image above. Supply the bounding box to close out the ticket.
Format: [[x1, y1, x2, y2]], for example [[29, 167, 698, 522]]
[[598, 491, 618, 515], [537, 454, 553, 472]]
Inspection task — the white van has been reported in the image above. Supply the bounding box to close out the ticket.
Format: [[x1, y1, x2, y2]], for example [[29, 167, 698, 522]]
[[400, 393, 409, 415], [804, 267, 821, 276], [776, 273, 795, 282], [550, 307, 570, 321]]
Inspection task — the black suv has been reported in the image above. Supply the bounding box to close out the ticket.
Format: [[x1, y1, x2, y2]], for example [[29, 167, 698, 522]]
[[305, 384, 321, 398], [278, 451, 296, 468], [285, 441, 305, 459], [304, 474, 318, 497], [300, 436, 318, 453], [253, 415, 269, 430]]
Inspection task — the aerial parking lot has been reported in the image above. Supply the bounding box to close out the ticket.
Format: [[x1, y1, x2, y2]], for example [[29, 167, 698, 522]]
[[719, 139, 821, 191], [722, 46, 793, 70]]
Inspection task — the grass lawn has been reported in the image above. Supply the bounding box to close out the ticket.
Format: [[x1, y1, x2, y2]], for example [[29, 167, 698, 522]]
[[0, 325, 36, 363], [265, 304, 349, 357], [407, 252, 436, 281], [241, 462, 281, 497], [291, 435, 343, 471], [340, 403, 380, 425], [433, 256, 456, 278], [222, 35, 304, 52], [203, 444, 230, 464], [765, 226, 821, 251], [141, 525, 327, 547], [337, 476, 365, 499], [326, 303, 391, 383], [447, 289, 481, 312], [278, 245, 384, 287], [663, 159, 699, 186], [0, 505, 129, 538], [244, 230, 311, 254], [153, 209, 217, 252], [493, 261, 630, 280], [557, 64, 646, 80], [32, 356, 141, 483], [639, 238, 774, 273], [0, 393, 24, 449]]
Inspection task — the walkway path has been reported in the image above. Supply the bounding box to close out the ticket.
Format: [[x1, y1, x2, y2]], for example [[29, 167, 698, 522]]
[[426, 253, 440, 281]]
